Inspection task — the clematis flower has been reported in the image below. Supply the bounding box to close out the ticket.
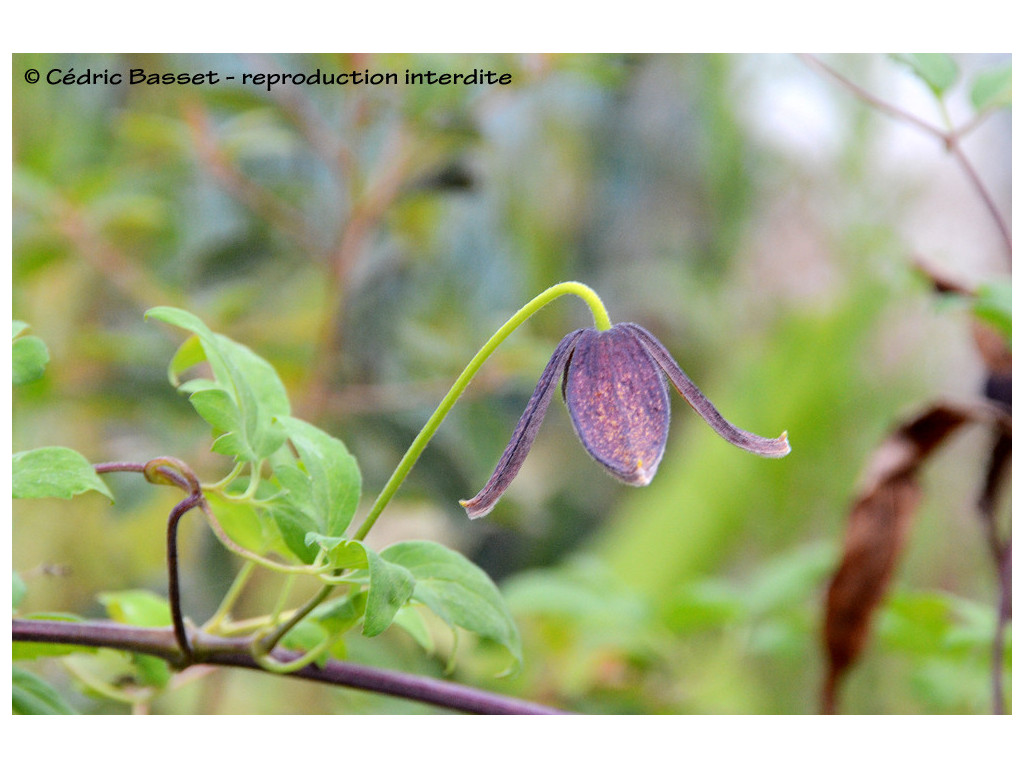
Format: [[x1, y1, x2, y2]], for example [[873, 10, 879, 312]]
[[460, 322, 790, 519]]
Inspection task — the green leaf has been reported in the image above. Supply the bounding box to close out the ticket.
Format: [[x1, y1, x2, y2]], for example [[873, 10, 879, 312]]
[[311, 591, 369, 636], [303, 533, 375, 571], [970, 65, 1011, 112], [392, 605, 435, 654], [131, 654, 172, 688], [188, 388, 240, 435], [13, 320, 29, 338], [166, 334, 209, 388], [973, 279, 1011, 340], [280, 619, 329, 656], [97, 590, 172, 627], [381, 541, 522, 666], [13, 329, 49, 385], [146, 306, 290, 462], [13, 447, 113, 501], [267, 417, 361, 564], [362, 547, 416, 637], [269, 533, 414, 637], [206, 493, 280, 556], [270, 502, 321, 564], [12, 666, 77, 714], [893, 53, 959, 96], [274, 416, 362, 539]]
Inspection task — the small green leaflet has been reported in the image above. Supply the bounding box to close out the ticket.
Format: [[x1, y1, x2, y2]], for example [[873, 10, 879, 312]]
[[382, 540, 522, 668], [269, 416, 362, 562], [145, 306, 290, 463], [893, 53, 959, 96], [98, 590, 173, 627], [300, 538, 416, 637], [13, 447, 113, 501], [205, 493, 282, 557], [362, 547, 416, 637], [970, 65, 1011, 112]]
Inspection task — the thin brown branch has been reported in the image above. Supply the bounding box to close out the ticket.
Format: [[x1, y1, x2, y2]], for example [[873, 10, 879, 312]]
[[798, 54, 945, 140], [12, 619, 567, 715], [946, 140, 1012, 255], [799, 53, 1011, 260]]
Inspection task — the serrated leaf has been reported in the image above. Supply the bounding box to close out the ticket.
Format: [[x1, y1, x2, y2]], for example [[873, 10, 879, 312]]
[[894, 53, 959, 96], [275, 416, 362, 540], [970, 65, 1011, 112], [12, 666, 77, 714], [146, 306, 290, 462], [97, 590, 172, 627], [13, 335, 50, 385], [381, 540, 522, 666], [13, 447, 113, 501]]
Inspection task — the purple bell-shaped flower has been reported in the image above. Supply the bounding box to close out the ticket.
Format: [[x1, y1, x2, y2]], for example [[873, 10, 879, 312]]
[[461, 322, 790, 519]]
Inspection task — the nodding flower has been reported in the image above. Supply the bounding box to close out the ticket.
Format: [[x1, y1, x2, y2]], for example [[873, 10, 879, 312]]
[[460, 322, 790, 519]]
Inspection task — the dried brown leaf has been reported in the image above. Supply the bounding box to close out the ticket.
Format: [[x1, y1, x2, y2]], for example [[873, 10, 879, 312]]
[[820, 402, 1006, 714]]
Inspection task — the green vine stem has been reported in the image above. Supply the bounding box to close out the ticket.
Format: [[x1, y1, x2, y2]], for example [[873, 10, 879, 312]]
[[254, 582, 336, 655], [251, 632, 334, 674], [202, 560, 256, 634], [352, 281, 612, 541]]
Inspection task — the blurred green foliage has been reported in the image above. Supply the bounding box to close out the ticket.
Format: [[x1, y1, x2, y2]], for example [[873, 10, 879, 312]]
[[13, 52, 1010, 714]]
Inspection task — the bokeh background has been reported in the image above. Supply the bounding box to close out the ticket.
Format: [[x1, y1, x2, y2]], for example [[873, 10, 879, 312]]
[[12, 52, 1010, 714]]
